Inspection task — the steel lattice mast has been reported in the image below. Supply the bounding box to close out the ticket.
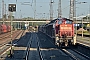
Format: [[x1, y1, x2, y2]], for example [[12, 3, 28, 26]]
[[2, 0, 4, 24], [69, 0, 75, 20], [50, 0, 53, 20], [4, 4, 6, 19], [34, 0, 36, 19], [58, 0, 62, 18]]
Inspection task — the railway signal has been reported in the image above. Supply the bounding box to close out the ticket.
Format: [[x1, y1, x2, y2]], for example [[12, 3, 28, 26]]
[[8, 4, 16, 57], [8, 4, 16, 12]]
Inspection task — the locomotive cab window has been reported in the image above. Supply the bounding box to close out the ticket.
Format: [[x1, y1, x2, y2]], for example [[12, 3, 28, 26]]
[[66, 20, 72, 24], [58, 20, 62, 24]]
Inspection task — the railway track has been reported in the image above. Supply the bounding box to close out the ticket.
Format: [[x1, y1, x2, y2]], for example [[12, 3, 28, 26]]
[[0, 30, 19, 44], [0, 30, 23, 45], [72, 48, 90, 59], [0, 32, 89, 60], [49, 40, 88, 60], [37, 32, 72, 60], [62, 48, 89, 60], [0, 31, 15, 41], [36, 34, 44, 60], [77, 40, 90, 47], [54, 42, 90, 60], [38, 32, 90, 60], [24, 33, 43, 60], [24, 33, 32, 60], [0, 30, 25, 59]]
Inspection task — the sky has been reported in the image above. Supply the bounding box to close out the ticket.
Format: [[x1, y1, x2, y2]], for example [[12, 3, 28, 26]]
[[0, 0, 90, 19]]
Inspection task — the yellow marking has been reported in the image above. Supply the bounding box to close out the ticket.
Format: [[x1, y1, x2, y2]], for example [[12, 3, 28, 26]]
[[29, 48, 58, 51], [61, 27, 71, 29], [30, 48, 37, 50], [40, 48, 58, 50], [14, 47, 27, 50]]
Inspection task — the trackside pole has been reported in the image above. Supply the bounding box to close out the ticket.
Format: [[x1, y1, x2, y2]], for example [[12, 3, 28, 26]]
[[8, 4, 16, 57], [73, 34, 76, 45], [10, 12, 13, 57]]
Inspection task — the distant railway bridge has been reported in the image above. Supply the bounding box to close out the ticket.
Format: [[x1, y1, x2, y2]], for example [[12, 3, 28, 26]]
[[0, 19, 90, 24]]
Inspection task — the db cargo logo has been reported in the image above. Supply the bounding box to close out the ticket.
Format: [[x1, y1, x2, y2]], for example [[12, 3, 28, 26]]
[[61, 27, 71, 29]]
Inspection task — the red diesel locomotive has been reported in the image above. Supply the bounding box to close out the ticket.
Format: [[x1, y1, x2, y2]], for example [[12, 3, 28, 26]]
[[38, 18, 76, 47]]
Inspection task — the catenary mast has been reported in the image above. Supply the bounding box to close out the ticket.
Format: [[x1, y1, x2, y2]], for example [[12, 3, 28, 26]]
[[50, 0, 53, 20], [2, 0, 4, 24], [70, 0, 75, 20], [58, 0, 62, 18]]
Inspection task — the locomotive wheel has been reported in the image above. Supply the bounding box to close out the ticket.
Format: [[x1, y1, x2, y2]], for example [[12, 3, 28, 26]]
[[61, 42, 65, 47], [68, 40, 72, 46], [59, 42, 62, 47], [73, 34, 76, 45]]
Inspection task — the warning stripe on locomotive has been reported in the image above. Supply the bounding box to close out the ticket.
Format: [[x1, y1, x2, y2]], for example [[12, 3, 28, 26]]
[[61, 27, 71, 30]]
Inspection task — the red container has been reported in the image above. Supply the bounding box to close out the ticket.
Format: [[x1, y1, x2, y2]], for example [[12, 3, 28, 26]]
[[1, 24, 7, 33]]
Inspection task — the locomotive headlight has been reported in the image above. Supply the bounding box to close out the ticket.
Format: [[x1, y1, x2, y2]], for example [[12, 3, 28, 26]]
[[9, 6, 11, 7], [13, 5, 15, 7]]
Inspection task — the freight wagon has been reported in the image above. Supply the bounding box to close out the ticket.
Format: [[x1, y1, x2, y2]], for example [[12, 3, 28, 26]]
[[0, 24, 11, 34]]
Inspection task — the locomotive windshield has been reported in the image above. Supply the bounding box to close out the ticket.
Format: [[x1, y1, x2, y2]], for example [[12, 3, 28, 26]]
[[58, 20, 62, 24], [66, 20, 72, 24]]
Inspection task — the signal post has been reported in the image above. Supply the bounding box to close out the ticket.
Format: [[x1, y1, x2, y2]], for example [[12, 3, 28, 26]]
[[8, 4, 16, 57]]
